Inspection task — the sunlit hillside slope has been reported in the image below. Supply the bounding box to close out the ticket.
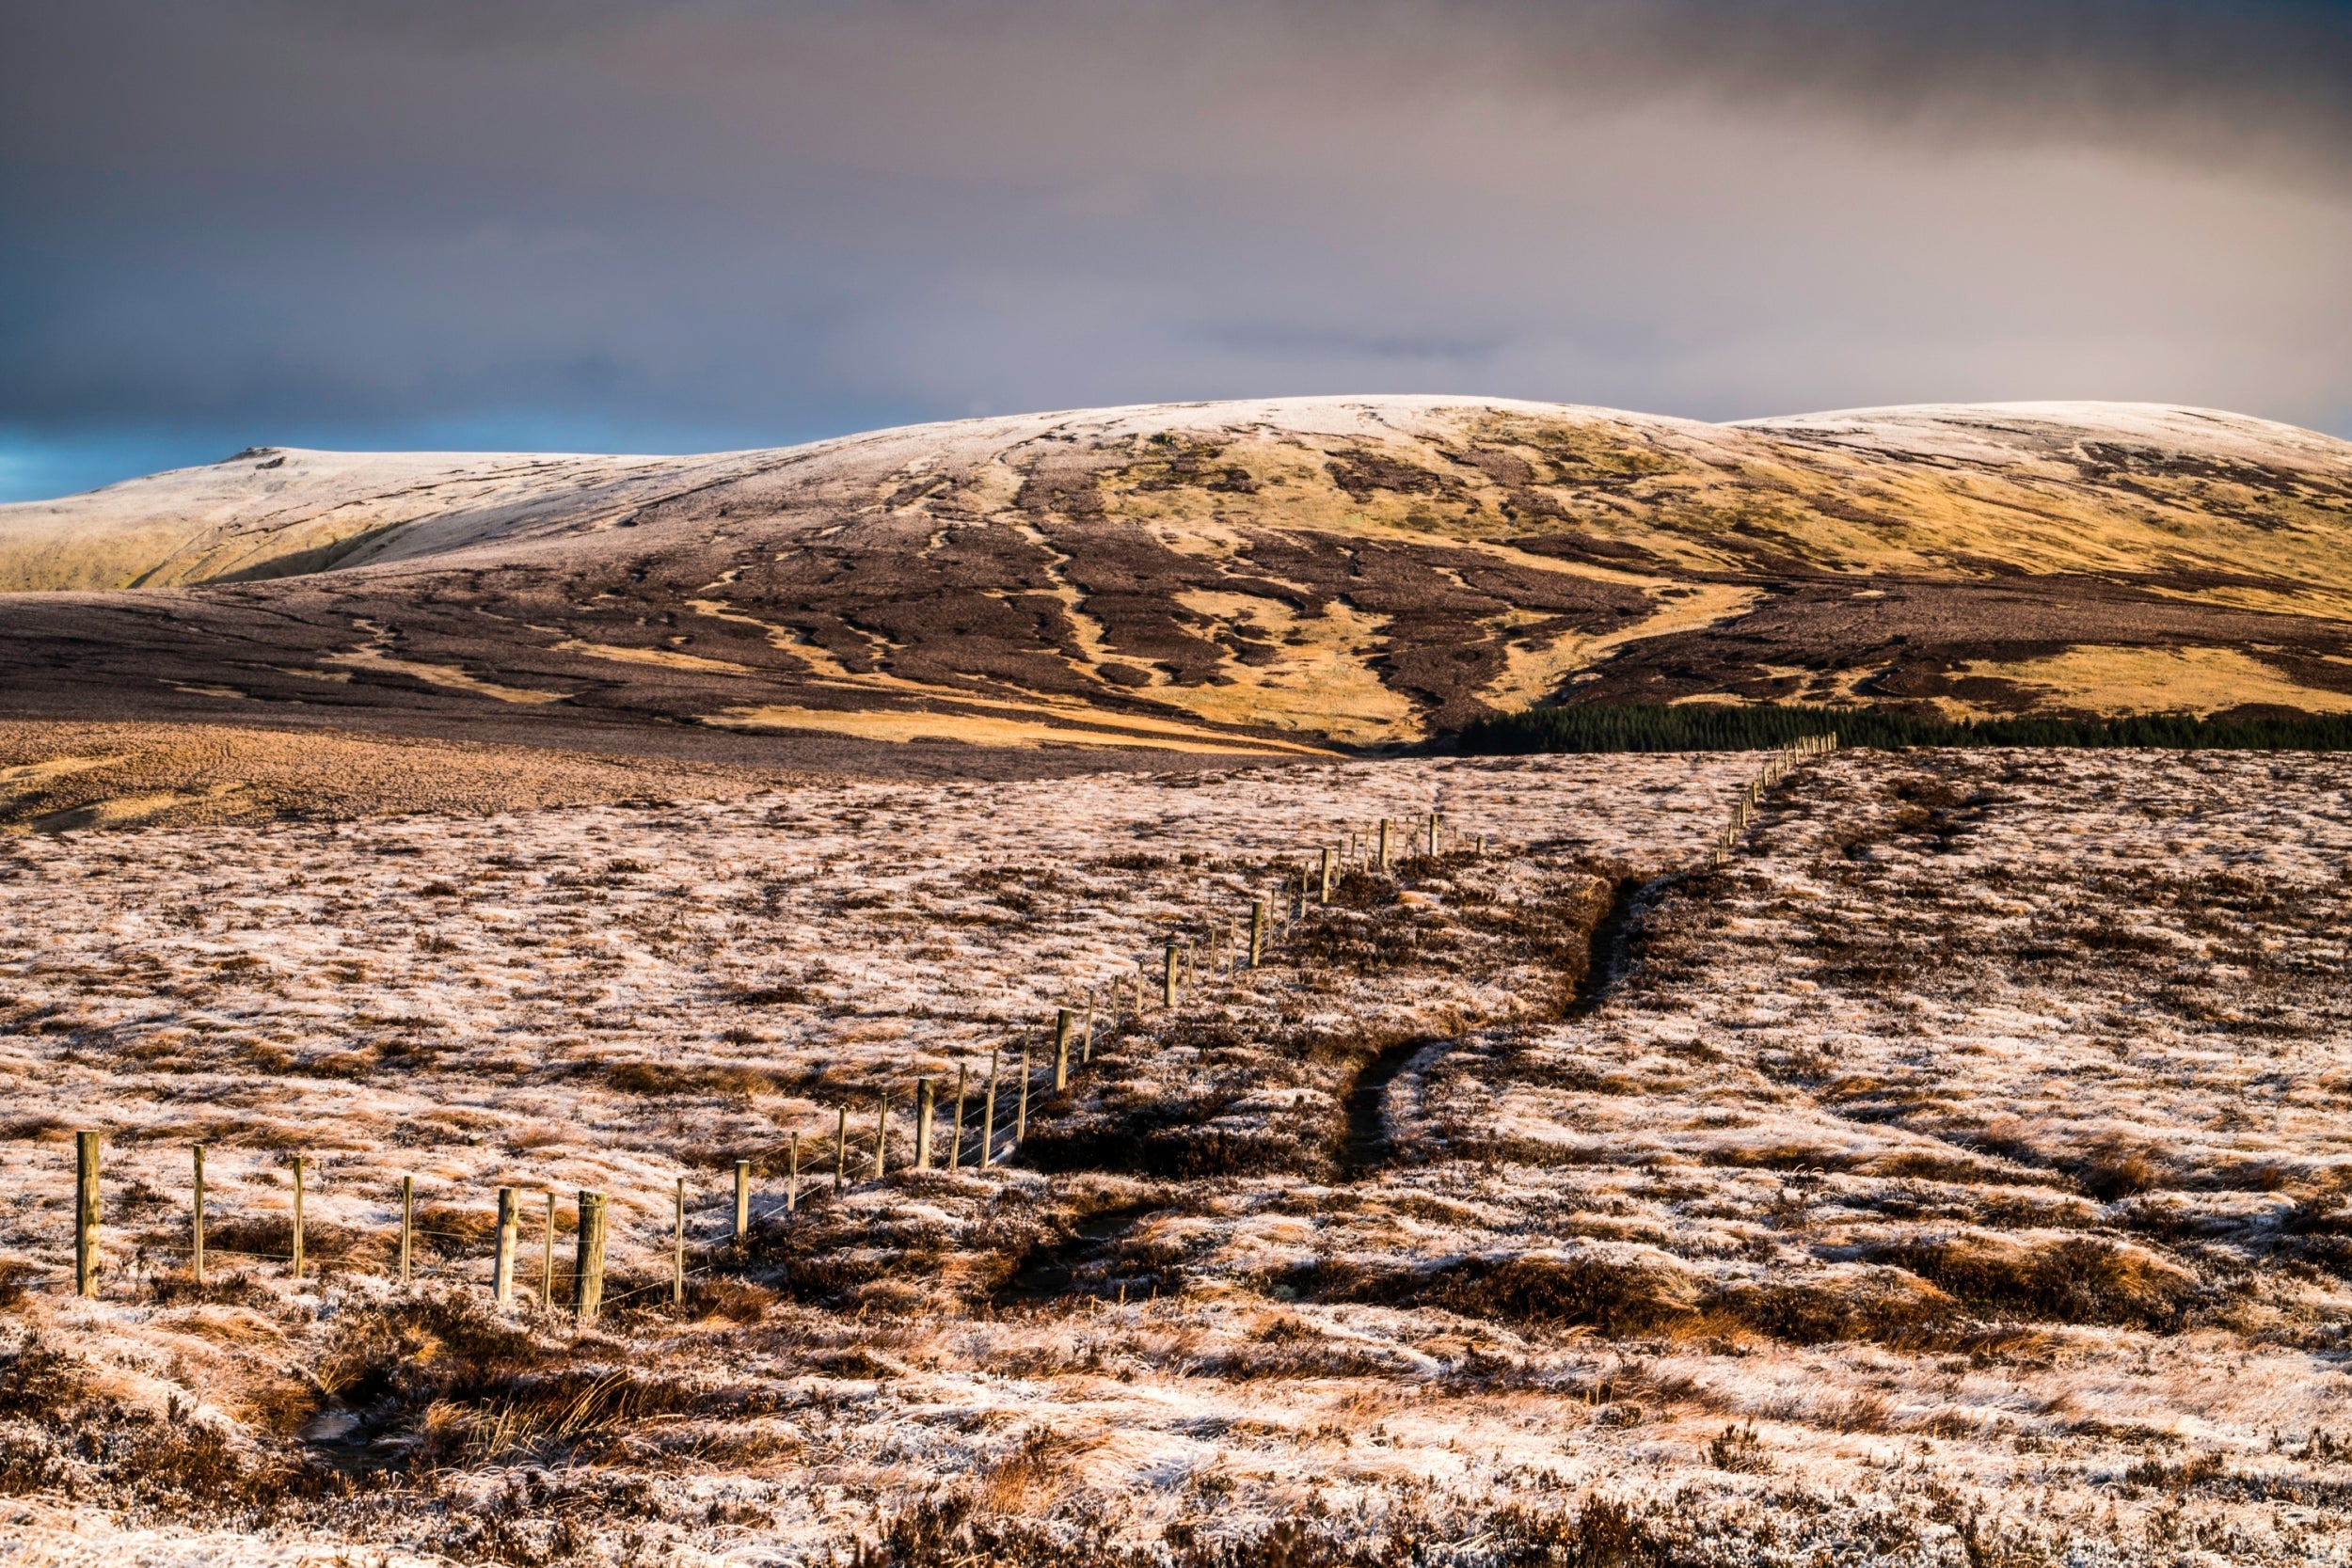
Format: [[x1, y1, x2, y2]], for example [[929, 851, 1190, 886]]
[[2, 398, 2348, 762]]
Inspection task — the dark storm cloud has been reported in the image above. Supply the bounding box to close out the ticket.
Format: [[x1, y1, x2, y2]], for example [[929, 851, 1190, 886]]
[[3, 1, 2348, 499]]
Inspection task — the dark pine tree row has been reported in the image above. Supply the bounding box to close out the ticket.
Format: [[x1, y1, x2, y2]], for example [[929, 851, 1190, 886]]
[[1454, 703, 2352, 754]]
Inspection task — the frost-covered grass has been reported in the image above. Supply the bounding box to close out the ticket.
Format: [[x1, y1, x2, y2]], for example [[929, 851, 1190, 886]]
[[4, 749, 2351, 1566]]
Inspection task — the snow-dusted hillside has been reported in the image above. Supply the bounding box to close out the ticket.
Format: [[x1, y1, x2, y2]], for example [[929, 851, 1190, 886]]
[[5, 745, 2349, 1563], [2, 398, 2350, 761]]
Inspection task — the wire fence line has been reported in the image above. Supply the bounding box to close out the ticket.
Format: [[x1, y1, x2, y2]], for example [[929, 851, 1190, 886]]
[[20, 769, 1822, 1317]]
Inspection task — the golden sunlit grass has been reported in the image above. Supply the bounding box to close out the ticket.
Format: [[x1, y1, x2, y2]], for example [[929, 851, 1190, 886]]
[[1952, 643, 2352, 718]]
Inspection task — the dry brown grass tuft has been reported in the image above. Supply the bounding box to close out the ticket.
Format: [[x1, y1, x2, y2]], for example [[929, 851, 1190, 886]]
[[1868, 1234, 2199, 1328]]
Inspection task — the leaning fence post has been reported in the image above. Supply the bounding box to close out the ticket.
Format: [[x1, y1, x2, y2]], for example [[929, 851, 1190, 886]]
[[872, 1093, 888, 1180], [400, 1175, 414, 1286], [834, 1107, 849, 1191], [191, 1144, 206, 1289], [673, 1177, 687, 1307], [1055, 1006, 1073, 1092], [290, 1155, 306, 1280], [1016, 1045, 1031, 1142], [948, 1067, 968, 1171], [74, 1130, 100, 1299], [787, 1132, 803, 1211], [574, 1191, 608, 1324], [734, 1159, 751, 1240], [494, 1186, 519, 1307], [1164, 942, 1180, 1007], [1082, 995, 1095, 1064], [915, 1079, 935, 1170], [980, 1047, 1000, 1169], [539, 1191, 554, 1307], [1249, 899, 1266, 967]]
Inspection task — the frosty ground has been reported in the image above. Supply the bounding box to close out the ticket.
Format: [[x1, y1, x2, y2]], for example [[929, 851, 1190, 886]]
[[1, 744, 2348, 1566]]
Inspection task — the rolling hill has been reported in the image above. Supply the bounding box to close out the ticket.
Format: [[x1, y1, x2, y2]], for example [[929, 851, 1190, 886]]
[[3, 396, 2349, 770]]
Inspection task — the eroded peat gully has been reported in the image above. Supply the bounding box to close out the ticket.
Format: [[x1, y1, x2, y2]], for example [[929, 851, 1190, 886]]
[[1338, 870, 1654, 1182]]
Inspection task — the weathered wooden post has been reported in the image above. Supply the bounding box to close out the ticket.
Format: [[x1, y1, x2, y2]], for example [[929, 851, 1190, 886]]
[[834, 1107, 849, 1191], [733, 1160, 751, 1240], [1054, 1008, 1073, 1092], [493, 1186, 519, 1307], [948, 1066, 968, 1171], [539, 1191, 554, 1307], [1378, 819, 1392, 871], [1320, 847, 1335, 902], [915, 1079, 935, 1169], [672, 1177, 687, 1307], [1016, 1046, 1031, 1141], [1082, 995, 1095, 1064], [400, 1175, 414, 1287], [290, 1155, 306, 1279], [1163, 942, 1180, 1007], [980, 1047, 999, 1168], [1427, 812, 1438, 856], [872, 1093, 888, 1179], [190, 1144, 206, 1289], [573, 1191, 607, 1324], [73, 1131, 100, 1299], [787, 1132, 803, 1211], [1249, 899, 1266, 967]]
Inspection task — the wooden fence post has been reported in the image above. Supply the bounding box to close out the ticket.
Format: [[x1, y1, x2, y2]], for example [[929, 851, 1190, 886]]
[[1164, 942, 1179, 1007], [73, 1131, 99, 1299], [948, 1067, 968, 1171], [1320, 847, 1335, 902], [539, 1191, 554, 1307], [191, 1144, 205, 1289], [787, 1132, 802, 1211], [494, 1186, 519, 1307], [980, 1047, 999, 1168], [1427, 812, 1438, 856], [872, 1093, 888, 1179], [1249, 899, 1266, 967], [834, 1106, 849, 1191], [915, 1079, 935, 1170], [673, 1177, 687, 1307], [1054, 1008, 1073, 1093], [1378, 818, 1392, 870], [1016, 1046, 1030, 1142], [573, 1191, 607, 1324], [290, 1156, 306, 1280], [734, 1159, 751, 1240], [400, 1175, 414, 1287], [1082, 995, 1095, 1064]]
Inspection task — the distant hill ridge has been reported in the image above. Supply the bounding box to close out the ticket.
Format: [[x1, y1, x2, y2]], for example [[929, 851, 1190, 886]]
[[1, 397, 2348, 763]]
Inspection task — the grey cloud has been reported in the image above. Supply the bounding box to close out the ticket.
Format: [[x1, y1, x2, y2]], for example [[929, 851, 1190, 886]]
[[1, 0, 2347, 500]]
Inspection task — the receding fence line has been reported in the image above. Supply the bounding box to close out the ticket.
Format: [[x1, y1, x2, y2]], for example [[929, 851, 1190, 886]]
[[52, 795, 1592, 1315]]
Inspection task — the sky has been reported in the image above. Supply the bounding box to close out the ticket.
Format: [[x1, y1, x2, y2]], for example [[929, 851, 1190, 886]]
[[3, 0, 2349, 500]]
